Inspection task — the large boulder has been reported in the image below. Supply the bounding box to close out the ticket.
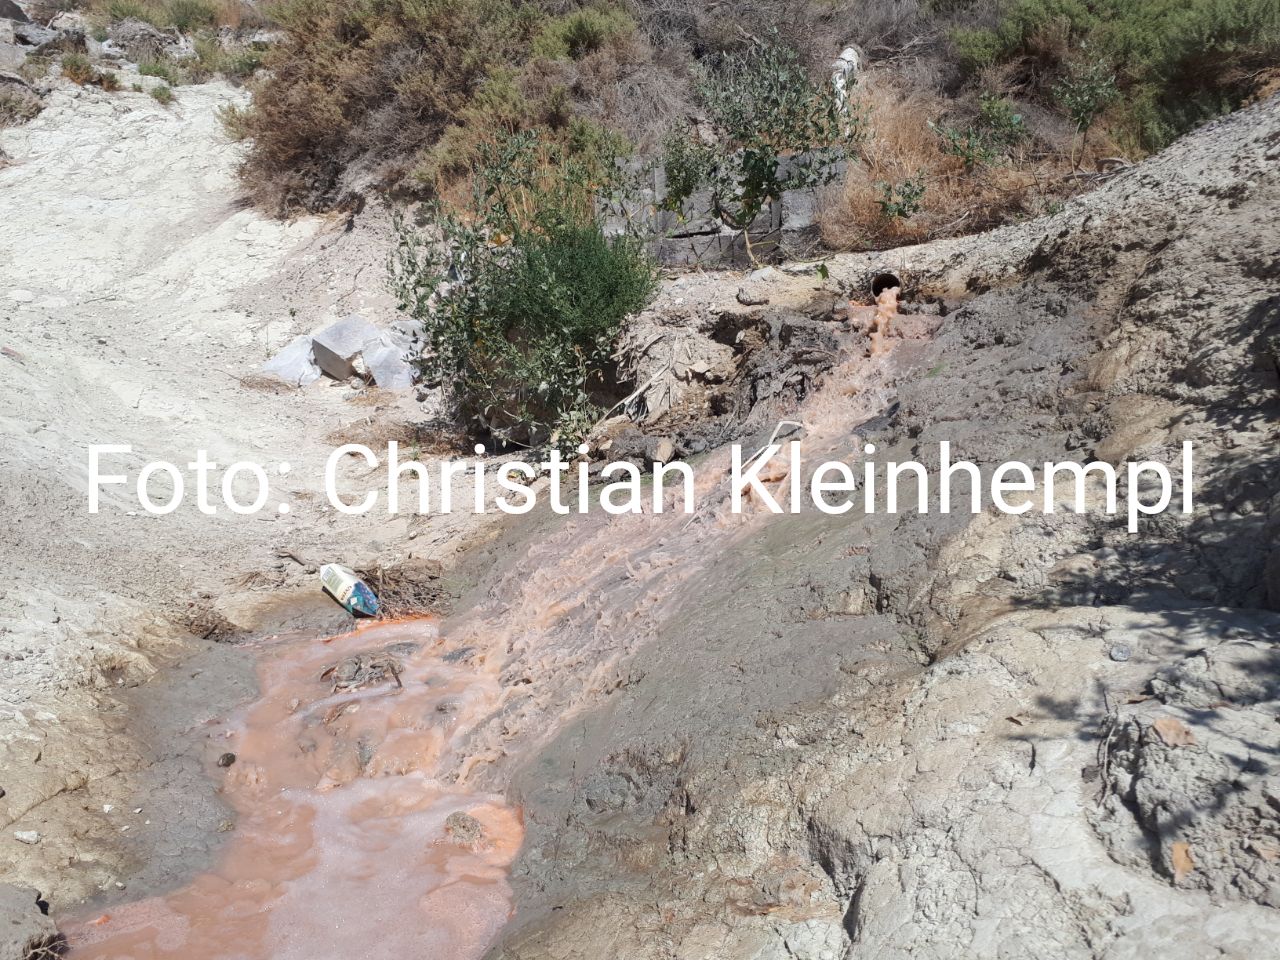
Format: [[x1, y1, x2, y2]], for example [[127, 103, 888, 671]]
[[0, 0, 28, 24], [104, 17, 174, 62], [13, 20, 84, 56], [0, 884, 60, 960]]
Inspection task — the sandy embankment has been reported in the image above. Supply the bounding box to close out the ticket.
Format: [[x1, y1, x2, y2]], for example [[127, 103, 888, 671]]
[[0, 79, 495, 905]]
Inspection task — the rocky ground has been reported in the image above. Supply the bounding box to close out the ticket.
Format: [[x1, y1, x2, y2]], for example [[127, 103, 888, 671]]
[[0, 57, 1278, 960]]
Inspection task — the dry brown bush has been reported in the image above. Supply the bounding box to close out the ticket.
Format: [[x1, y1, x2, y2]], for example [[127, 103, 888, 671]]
[[820, 75, 1074, 251], [232, 0, 684, 214]]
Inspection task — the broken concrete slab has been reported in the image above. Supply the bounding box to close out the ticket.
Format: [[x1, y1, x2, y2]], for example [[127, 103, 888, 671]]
[[261, 334, 322, 387], [310, 315, 382, 381]]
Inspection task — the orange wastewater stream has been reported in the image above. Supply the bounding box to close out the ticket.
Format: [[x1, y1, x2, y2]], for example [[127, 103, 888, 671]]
[[65, 619, 523, 960]]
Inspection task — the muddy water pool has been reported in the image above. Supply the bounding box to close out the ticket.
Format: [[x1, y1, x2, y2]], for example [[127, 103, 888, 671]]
[[65, 619, 521, 960]]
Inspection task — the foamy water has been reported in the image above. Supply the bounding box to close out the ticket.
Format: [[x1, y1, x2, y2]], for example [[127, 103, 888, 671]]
[[65, 620, 522, 960]]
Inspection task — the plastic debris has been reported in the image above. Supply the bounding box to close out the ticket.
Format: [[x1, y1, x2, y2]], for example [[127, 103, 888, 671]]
[[261, 334, 323, 386], [320, 563, 380, 617], [261, 316, 415, 389]]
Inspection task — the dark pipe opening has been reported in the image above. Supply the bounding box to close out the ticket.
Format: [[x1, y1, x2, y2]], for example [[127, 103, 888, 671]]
[[870, 272, 902, 297]]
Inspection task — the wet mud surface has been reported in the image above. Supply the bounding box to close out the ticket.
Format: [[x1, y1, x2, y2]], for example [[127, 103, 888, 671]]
[[62, 620, 522, 960]]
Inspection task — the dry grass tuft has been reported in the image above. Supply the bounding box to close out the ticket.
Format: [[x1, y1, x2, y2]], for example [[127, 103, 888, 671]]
[[325, 417, 467, 457], [821, 74, 1079, 251]]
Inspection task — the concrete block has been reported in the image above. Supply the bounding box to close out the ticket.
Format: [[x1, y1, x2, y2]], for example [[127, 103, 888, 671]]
[[311, 315, 381, 381]]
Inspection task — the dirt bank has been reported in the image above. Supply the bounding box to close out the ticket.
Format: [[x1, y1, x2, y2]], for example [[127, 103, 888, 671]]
[[2, 71, 1278, 960], [0, 79, 498, 911], [428, 96, 1279, 959]]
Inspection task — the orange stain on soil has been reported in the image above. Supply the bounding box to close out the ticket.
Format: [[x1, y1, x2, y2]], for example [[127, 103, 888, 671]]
[[66, 620, 522, 960]]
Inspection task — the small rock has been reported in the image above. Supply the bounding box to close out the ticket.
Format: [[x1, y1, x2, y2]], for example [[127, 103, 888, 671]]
[[648, 438, 676, 464], [13, 830, 40, 845], [736, 287, 769, 306], [443, 811, 484, 846], [1109, 643, 1131, 662], [217, 752, 236, 768], [7, 289, 34, 303]]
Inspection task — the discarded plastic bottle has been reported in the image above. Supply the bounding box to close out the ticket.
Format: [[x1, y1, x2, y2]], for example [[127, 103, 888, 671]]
[[320, 564, 380, 617]]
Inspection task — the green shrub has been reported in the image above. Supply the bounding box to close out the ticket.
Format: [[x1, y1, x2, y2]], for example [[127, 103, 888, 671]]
[[660, 129, 715, 207], [877, 174, 926, 220], [61, 53, 121, 89], [150, 83, 174, 104], [138, 58, 182, 85], [1097, 0, 1280, 149], [104, 0, 157, 24], [391, 132, 658, 447], [237, 0, 532, 212], [221, 48, 263, 79], [950, 0, 1280, 151], [190, 34, 263, 80], [60, 52, 97, 85], [1054, 63, 1118, 164], [978, 95, 1028, 148], [949, 27, 1007, 73], [164, 0, 216, 32], [532, 5, 634, 60], [930, 121, 998, 169], [661, 35, 864, 257], [413, 67, 531, 186]]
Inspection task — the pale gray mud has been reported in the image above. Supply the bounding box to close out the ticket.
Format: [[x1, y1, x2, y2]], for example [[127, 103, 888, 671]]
[[421, 96, 1280, 959]]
